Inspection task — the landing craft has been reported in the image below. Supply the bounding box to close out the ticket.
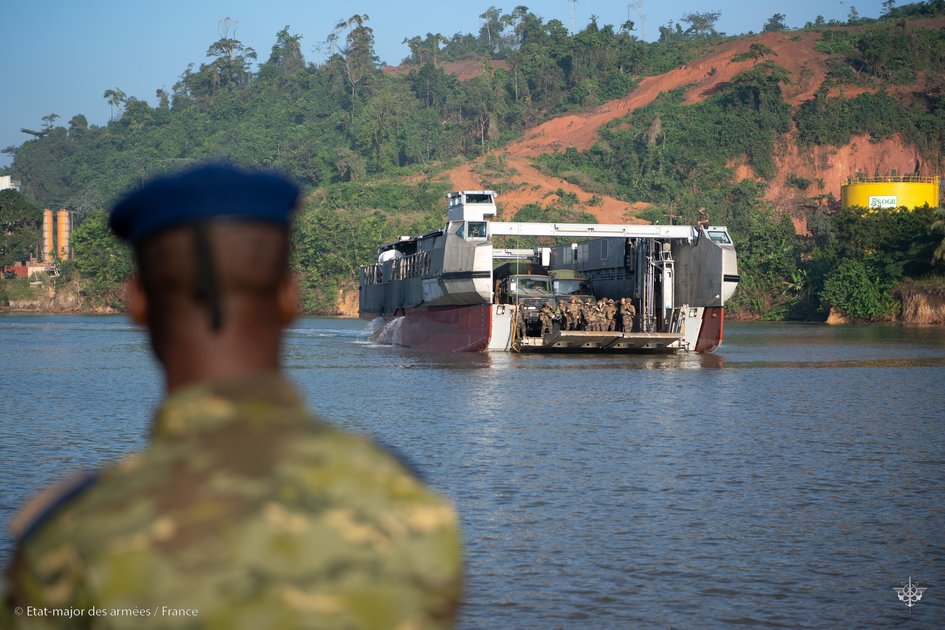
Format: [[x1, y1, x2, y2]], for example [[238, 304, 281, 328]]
[[359, 191, 739, 353]]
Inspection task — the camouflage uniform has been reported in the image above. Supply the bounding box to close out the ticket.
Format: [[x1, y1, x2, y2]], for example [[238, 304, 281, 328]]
[[579, 300, 593, 331], [618, 298, 631, 333], [623, 299, 637, 332], [1, 375, 462, 629], [539, 303, 554, 336], [587, 302, 604, 332], [604, 299, 617, 332], [697, 207, 710, 230], [566, 297, 581, 331]]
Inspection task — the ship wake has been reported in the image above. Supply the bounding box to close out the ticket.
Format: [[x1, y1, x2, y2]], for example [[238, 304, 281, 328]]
[[369, 316, 405, 346]]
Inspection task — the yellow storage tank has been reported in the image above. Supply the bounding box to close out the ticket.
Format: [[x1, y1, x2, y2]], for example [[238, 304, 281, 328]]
[[841, 176, 940, 210]]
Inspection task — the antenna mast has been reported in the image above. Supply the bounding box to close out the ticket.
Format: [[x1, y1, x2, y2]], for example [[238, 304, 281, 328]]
[[634, 0, 646, 41]]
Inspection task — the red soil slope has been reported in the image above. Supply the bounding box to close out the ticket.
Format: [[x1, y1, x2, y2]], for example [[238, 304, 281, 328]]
[[443, 26, 941, 226]]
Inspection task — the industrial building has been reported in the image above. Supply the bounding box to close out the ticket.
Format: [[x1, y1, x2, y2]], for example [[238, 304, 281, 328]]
[[3, 208, 73, 278]]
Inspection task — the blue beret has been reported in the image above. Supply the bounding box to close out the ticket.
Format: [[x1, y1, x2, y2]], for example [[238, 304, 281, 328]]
[[110, 163, 300, 244]]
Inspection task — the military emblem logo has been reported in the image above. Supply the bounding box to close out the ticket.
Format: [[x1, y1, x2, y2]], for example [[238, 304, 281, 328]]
[[893, 576, 926, 612]]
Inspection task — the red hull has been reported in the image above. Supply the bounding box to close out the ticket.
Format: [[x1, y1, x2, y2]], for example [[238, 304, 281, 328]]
[[694, 306, 724, 353], [368, 304, 493, 352]]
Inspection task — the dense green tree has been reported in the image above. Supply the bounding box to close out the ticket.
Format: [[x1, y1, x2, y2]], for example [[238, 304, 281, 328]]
[[336, 14, 379, 103], [173, 19, 257, 107], [479, 6, 505, 51], [933, 207, 945, 263], [763, 13, 788, 32], [0, 189, 42, 268], [886, 0, 945, 19], [821, 258, 895, 320], [266, 26, 305, 77], [681, 11, 722, 37], [204, 18, 258, 89], [70, 210, 133, 302], [733, 43, 777, 63], [723, 204, 800, 318], [356, 85, 413, 171], [68, 114, 89, 137]]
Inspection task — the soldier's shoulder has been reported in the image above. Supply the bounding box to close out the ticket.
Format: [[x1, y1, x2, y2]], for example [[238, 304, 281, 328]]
[[9, 469, 98, 544], [293, 422, 428, 483]]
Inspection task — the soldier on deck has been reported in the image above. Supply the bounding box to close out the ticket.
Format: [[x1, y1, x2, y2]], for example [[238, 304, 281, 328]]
[[515, 303, 527, 340], [1, 164, 462, 629], [595, 299, 606, 332], [540, 301, 555, 336], [579, 299, 592, 331], [697, 207, 710, 230], [620, 297, 637, 333], [605, 298, 617, 332], [567, 296, 581, 331], [556, 300, 568, 330]]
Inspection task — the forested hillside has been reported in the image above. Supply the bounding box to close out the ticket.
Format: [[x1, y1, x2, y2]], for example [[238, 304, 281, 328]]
[[3, 1, 945, 320]]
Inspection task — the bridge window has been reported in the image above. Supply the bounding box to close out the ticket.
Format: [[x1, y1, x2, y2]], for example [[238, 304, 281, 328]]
[[465, 193, 493, 204], [707, 229, 731, 244], [468, 222, 487, 238]]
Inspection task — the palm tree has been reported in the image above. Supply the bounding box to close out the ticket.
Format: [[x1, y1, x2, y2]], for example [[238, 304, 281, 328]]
[[103, 88, 127, 121]]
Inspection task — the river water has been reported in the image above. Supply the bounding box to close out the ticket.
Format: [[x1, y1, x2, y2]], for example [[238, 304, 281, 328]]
[[1, 315, 943, 627]]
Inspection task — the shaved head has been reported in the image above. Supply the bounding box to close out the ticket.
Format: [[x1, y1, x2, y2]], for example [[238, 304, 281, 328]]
[[137, 222, 289, 314], [129, 221, 298, 391]]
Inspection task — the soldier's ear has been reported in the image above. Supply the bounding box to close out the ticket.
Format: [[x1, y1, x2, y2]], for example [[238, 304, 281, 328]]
[[126, 276, 148, 325], [277, 273, 299, 327]]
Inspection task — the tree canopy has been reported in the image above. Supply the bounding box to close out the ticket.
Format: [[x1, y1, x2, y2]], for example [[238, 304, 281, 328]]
[[0, 189, 42, 268]]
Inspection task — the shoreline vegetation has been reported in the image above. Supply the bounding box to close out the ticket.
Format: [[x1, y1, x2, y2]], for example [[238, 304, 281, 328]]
[[4, 281, 945, 325]]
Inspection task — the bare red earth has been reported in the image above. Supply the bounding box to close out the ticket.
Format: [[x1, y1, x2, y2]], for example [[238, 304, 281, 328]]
[[435, 24, 943, 227]]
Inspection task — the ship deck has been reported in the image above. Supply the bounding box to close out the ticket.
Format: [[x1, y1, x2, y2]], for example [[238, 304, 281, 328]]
[[517, 330, 684, 353]]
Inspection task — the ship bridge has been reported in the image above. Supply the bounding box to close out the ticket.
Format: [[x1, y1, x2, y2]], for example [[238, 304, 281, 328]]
[[447, 190, 497, 222]]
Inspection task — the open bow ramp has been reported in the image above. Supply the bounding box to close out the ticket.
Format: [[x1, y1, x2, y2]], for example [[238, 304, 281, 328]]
[[519, 330, 685, 352]]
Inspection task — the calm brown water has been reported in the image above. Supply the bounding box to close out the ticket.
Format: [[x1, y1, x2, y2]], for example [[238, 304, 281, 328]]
[[1, 315, 944, 627]]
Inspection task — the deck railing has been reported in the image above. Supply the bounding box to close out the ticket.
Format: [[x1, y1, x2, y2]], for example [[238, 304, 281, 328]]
[[843, 175, 940, 185]]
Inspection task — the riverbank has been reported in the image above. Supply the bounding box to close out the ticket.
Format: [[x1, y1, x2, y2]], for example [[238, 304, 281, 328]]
[[0, 280, 355, 318], [898, 287, 945, 325], [5, 282, 945, 324], [0, 279, 119, 314]]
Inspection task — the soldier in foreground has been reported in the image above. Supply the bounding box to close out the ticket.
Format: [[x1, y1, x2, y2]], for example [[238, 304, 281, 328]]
[[1, 164, 462, 629]]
